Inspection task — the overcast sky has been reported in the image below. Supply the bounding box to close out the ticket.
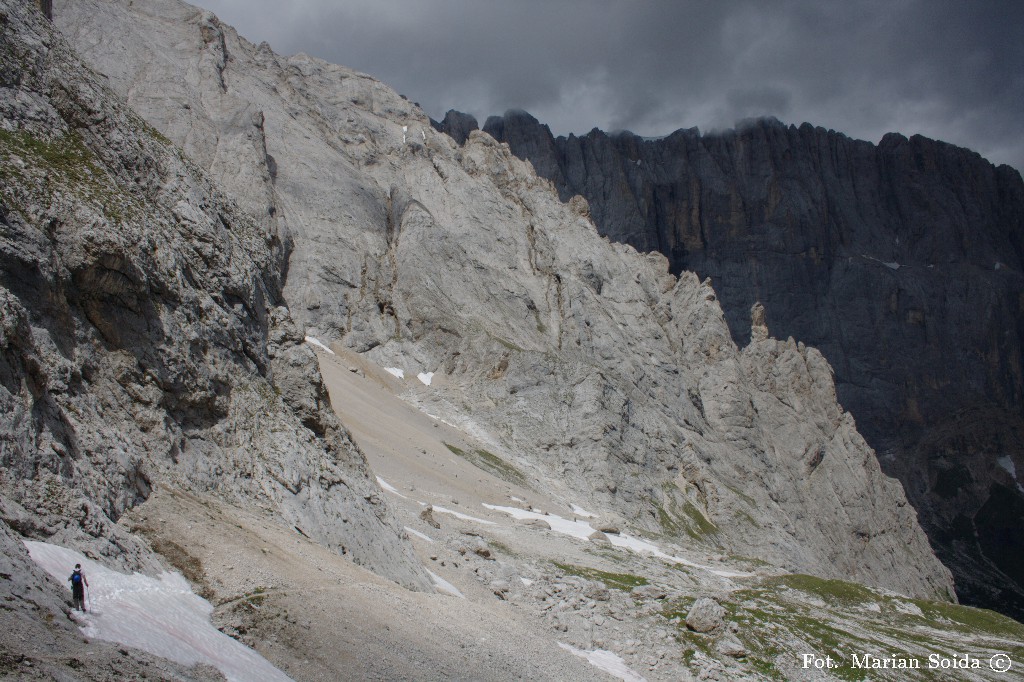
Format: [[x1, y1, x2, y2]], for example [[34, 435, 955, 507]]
[[200, 0, 1024, 172]]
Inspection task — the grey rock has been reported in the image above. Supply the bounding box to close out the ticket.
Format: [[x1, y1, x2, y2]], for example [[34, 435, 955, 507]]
[[686, 598, 726, 633], [631, 585, 667, 600], [583, 582, 611, 602], [474, 539, 494, 560], [587, 530, 609, 542], [0, 0, 428, 593], [519, 518, 551, 530], [55, 0, 954, 603], [420, 505, 441, 529], [716, 633, 747, 658], [484, 110, 1024, 619]]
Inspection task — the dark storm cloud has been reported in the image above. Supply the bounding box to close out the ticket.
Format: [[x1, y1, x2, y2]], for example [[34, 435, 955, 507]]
[[200, 0, 1024, 171]]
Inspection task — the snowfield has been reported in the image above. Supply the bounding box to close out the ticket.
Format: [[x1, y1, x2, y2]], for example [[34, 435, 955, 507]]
[[25, 541, 292, 682], [558, 642, 647, 681], [303, 335, 335, 355]]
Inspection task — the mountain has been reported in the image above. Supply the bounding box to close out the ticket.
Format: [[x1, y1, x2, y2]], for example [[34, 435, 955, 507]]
[[54, 0, 955, 601], [5, 0, 1024, 678], [0, 2, 432, 675], [472, 108, 1024, 621]]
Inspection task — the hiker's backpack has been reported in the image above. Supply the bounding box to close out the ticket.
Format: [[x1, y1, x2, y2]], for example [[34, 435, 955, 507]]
[[70, 571, 82, 585]]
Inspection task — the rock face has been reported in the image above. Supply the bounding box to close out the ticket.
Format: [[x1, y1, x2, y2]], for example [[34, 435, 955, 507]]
[[0, 0, 428, 592], [482, 109, 1024, 620], [430, 109, 479, 146], [55, 0, 956, 601]]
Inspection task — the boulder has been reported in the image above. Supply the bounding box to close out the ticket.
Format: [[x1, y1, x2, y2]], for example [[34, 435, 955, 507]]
[[420, 506, 441, 529], [685, 598, 726, 633]]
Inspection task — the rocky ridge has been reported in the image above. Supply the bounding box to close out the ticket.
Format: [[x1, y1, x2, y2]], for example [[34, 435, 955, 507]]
[[474, 108, 1024, 620], [56, 0, 953, 601]]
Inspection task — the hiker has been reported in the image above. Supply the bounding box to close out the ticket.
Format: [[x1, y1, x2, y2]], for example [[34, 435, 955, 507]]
[[68, 563, 89, 612]]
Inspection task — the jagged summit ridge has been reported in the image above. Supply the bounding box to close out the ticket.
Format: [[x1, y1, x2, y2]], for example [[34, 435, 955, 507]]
[[56, 0, 955, 601]]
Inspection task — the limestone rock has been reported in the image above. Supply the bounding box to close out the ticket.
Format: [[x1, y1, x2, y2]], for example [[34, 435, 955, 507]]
[[55, 0, 954, 602], [749, 302, 768, 342], [632, 585, 667, 600], [483, 109, 1024, 618], [686, 598, 726, 633], [583, 582, 611, 602], [0, 0, 428, 591], [420, 505, 441, 529], [716, 633, 747, 658]]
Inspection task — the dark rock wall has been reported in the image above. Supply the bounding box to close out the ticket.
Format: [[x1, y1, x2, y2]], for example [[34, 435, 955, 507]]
[[481, 110, 1024, 620]]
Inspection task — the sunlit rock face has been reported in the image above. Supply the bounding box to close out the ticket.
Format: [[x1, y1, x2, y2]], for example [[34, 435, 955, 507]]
[[483, 109, 1024, 619]]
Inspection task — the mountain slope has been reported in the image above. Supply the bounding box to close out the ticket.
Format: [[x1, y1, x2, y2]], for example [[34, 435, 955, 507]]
[[0, 0, 427, 603], [55, 0, 953, 602], [476, 108, 1024, 620]]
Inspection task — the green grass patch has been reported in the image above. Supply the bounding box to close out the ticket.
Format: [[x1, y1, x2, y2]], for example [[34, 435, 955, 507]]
[[0, 129, 140, 223], [661, 598, 695, 624], [553, 562, 648, 591], [443, 442, 528, 487], [486, 538, 517, 557], [242, 589, 267, 607], [679, 499, 718, 538], [494, 336, 525, 352], [909, 598, 1024, 638], [652, 485, 719, 542], [679, 573, 1023, 681], [766, 574, 878, 606]]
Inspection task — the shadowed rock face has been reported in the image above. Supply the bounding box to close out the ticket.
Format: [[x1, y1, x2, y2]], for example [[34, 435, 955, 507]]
[[431, 110, 478, 146], [482, 109, 1024, 620]]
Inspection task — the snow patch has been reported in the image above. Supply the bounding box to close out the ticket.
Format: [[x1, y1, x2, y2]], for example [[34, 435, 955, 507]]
[[25, 541, 291, 682], [558, 642, 646, 682], [304, 336, 335, 355], [376, 476, 408, 499], [570, 503, 597, 518], [482, 504, 752, 578], [384, 367, 405, 379], [433, 505, 496, 526], [483, 504, 595, 540], [997, 456, 1024, 493], [861, 254, 902, 270], [427, 569, 464, 598], [417, 372, 434, 386], [520, 577, 534, 586], [404, 526, 434, 543]]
